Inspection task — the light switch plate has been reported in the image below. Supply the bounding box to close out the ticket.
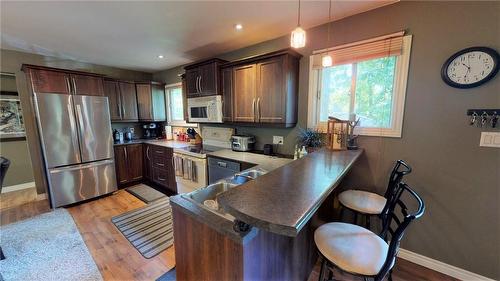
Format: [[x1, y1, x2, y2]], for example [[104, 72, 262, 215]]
[[479, 132, 500, 148], [273, 136, 284, 145]]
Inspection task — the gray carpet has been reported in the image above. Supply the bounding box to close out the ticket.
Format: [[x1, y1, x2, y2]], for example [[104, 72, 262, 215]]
[[0, 209, 103, 281], [126, 184, 167, 203], [111, 197, 174, 259], [156, 268, 176, 281]]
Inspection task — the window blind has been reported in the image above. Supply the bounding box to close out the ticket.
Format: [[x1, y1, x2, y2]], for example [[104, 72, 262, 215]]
[[312, 31, 405, 69]]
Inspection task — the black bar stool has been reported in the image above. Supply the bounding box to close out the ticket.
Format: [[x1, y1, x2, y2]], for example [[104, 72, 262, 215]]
[[338, 160, 412, 229], [0, 156, 11, 260], [315, 182, 425, 281]]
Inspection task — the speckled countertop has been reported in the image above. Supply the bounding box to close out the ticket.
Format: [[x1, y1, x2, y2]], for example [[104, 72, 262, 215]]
[[206, 149, 293, 171], [217, 149, 363, 237], [113, 139, 191, 149]]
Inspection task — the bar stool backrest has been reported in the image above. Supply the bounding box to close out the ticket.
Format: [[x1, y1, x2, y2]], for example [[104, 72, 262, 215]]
[[0, 157, 11, 192], [380, 160, 412, 218], [376, 182, 425, 281]]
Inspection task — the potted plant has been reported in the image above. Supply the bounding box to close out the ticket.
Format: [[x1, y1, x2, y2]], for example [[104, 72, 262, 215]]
[[297, 127, 325, 153]]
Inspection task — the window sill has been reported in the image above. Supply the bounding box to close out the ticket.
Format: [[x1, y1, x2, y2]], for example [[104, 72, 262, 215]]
[[314, 123, 402, 138]]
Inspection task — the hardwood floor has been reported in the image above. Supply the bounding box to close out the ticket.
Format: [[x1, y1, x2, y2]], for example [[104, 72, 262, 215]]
[[1, 189, 456, 281], [0, 187, 39, 210], [67, 190, 175, 281]]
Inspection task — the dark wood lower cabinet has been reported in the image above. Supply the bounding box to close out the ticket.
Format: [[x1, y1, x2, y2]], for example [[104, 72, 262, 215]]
[[113, 144, 143, 185], [141, 144, 176, 194]]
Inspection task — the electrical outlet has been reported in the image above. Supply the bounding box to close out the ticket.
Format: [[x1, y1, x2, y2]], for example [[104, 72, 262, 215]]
[[480, 132, 500, 148], [273, 136, 284, 145]]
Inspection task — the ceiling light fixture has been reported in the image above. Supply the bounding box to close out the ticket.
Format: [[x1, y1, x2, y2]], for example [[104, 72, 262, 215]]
[[158, 55, 164, 59], [290, 0, 305, 49], [235, 23, 243, 30], [322, 0, 333, 67]]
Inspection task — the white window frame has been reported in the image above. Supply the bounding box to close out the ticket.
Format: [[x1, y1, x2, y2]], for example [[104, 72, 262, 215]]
[[165, 82, 197, 127], [307, 35, 412, 138]]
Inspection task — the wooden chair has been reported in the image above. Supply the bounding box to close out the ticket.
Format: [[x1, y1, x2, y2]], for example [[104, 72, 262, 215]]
[[338, 160, 412, 229], [315, 182, 425, 281]]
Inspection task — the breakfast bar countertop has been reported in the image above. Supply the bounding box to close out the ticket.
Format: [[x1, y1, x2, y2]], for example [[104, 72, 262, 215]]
[[217, 149, 363, 237]]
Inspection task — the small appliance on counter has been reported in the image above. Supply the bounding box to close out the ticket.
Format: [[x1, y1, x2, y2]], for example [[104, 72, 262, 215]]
[[231, 135, 256, 152], [143, 123, 161, 139], [263, 144, 274, 155], [113, 129, 123, 142]]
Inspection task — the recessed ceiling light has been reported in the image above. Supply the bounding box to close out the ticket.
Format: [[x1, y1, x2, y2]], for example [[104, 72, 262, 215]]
[[158, 55, 164, 59], [234, 24, 243, 30]]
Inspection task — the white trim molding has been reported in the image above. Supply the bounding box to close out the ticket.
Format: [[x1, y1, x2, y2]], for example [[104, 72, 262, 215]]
[[398, 249, 495, 281], [1, 181, 36, 193]]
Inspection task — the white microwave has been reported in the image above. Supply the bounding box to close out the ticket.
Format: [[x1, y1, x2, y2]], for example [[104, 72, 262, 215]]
[[187, 95, 223, 123]]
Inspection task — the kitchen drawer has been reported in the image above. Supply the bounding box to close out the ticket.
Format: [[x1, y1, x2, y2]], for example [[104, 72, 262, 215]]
[[153, 167, 169, 186], [150, 145, 173, 158], [152, 153, 170, 169]]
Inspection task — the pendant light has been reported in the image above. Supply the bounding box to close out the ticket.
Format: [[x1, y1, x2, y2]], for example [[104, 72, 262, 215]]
[[290, 0, 306, 48], [322, 0, 333, 67]]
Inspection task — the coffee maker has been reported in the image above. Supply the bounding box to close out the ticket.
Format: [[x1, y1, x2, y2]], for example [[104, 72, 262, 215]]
[[143, 123, 161, 139]]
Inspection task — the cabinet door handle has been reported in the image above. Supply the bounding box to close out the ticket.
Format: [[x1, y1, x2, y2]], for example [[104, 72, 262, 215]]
[[124, 147, 128, 161], [199, 76, 202, 93], [257, 97, 261, 122], [72, 77, 77, 94], [156, 163, 165, 167], [252, 98, 256, 122], [65, 77, 72, 93], [120, 91, 126, 118], [158, 177, 166, 181], [217, 161, 227, 168], [155, 150, 164, 154], [146, 146, 151, 160]]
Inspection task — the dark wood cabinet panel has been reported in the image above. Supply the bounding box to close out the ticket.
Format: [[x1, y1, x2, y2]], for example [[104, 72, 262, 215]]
[[118, 82, 138, 121], [143, 144, 153, 181], [71, 74, 104, 96], [114, 144, 143, 185], [126, 144, 143, 181], [256, 56, 285, 123], [29, 69, 72, 95], [103, 80, 122, 121], [136, 83, 153, 120], [136, 83, 166, 121], [221, 67, 233, 122], [184, 68, 199, 98], [233, 64, 257, 122], [199, 63, 217, 95], [181, 74, 189, 121], [114, 146, 130, 185]]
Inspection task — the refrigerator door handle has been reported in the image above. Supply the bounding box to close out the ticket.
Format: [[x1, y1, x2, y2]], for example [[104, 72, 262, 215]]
[[67, 101, 82, 163], [75, 104, 85, 142]]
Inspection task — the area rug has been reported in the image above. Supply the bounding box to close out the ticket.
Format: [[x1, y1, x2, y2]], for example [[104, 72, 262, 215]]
[[0, 209, 103, 281], [126, 184, 167, 204], [111, 197, 174, 259]]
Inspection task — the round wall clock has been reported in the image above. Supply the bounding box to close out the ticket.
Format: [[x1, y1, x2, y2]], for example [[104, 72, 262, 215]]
[[441, 46, 499, 89]]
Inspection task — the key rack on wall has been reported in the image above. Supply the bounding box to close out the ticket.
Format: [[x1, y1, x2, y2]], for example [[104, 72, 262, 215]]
[[467, 109, 499, 128]]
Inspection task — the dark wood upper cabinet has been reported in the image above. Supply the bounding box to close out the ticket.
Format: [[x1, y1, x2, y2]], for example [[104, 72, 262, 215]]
[[28, 68, 72, 95], [71, 74, 104, 96], [114, 144, 143, 185], [184, 59, 227, 98], [256, 56, 285, 124], [103, 80, 122, 120], [136, 82, 166, 121], [221, 67, 233, 122], [221, 49, 301, 128], [232, 64, 257, 123], [118, 81, 138, 121]]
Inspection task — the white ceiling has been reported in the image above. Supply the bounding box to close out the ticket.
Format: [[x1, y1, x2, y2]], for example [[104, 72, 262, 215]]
[[1, 1, 397, 72]]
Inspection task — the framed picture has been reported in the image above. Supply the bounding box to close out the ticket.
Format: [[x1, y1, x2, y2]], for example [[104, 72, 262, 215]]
[[0, 95, 26, 140]]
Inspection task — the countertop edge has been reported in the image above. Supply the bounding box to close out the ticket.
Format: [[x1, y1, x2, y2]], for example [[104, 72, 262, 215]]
[[218, 149, 364, 237]]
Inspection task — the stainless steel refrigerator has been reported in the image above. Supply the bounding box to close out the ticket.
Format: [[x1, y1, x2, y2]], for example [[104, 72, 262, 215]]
[[34, 93, 117, 207]]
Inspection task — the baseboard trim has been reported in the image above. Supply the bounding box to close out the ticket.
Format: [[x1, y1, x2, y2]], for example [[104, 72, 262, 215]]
[[398, 249, 495, 281], [1, 181, 36, 193]]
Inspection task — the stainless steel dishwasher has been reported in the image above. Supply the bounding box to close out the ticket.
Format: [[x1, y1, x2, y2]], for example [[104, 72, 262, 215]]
[[208, 156, 241, 184]]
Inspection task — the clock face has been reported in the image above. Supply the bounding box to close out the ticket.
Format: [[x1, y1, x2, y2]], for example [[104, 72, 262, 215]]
[[442, 47, 499, 88]]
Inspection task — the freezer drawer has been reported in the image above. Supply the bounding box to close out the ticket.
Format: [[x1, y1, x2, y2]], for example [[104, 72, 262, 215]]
[[48, 160, 117, 207]]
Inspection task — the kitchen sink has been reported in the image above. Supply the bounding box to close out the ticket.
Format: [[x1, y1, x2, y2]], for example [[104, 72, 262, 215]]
[[182, 168, 268, 221], [235, 168, 268, 179], [182, 181, 237, 220]]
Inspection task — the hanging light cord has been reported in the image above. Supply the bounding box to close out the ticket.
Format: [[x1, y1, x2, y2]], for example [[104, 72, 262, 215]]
[[297, 0, 301, 26], [327, 0, 332, 45]]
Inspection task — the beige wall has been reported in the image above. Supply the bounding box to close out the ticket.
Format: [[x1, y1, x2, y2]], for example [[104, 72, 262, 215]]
[[0, 48, 152, 195], [154, 1, 500, 278]]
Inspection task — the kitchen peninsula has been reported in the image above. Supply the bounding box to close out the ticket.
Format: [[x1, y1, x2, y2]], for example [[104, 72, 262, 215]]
[[170, 148, 363, 281]]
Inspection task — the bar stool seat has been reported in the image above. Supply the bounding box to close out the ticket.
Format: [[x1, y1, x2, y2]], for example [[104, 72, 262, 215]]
[[314, 222, 388, 276], [338, 190, 387, 215]]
